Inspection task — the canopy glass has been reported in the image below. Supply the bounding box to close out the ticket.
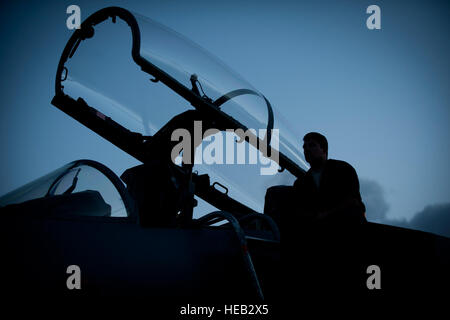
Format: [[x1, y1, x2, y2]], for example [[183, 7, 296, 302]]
[[55, 7, 308, 213]]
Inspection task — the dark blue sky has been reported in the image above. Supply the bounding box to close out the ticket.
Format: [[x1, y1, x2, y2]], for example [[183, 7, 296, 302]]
[[0, 0, 449, 234]]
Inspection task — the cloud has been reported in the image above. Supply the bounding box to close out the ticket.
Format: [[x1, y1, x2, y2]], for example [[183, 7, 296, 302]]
[[406, 204, 450, 238], [359, 178, 390, 223], [360, 178, 450, 238]]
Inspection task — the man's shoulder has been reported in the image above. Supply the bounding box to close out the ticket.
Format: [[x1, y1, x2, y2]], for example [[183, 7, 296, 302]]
[[327, 159, 351, 167], [326, 159, 356, 173]]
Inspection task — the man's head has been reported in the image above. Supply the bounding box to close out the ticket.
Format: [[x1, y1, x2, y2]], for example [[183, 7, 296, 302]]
[[303, 132, 328, 168]]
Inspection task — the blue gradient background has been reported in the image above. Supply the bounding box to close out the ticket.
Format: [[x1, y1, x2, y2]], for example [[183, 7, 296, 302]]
[[0, 0, 449, 234]]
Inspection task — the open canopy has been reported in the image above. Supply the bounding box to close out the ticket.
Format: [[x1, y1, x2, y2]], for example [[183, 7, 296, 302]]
[[52, 7, 308, 213]]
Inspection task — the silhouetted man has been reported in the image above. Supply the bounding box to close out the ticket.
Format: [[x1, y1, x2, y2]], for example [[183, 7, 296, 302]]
[[293, 132, 366, 225]]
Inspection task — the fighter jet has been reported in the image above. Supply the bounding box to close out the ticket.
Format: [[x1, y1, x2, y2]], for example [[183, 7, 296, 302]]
[[1, 7, 448, 303]]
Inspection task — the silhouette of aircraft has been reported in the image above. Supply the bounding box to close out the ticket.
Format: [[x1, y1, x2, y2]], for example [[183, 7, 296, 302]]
[[1, 7, 448, 302]]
